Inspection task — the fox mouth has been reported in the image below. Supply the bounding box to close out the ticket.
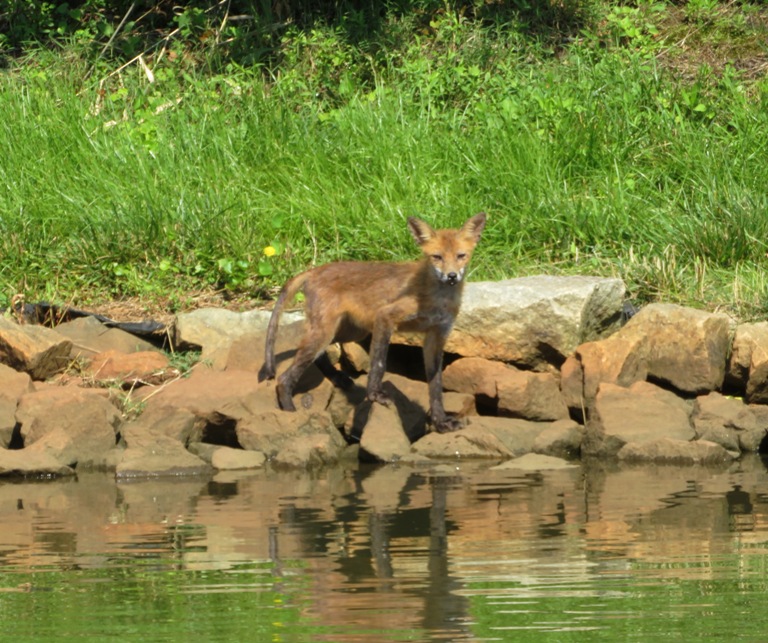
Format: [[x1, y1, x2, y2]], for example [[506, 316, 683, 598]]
[[444, 274, 460, 286]]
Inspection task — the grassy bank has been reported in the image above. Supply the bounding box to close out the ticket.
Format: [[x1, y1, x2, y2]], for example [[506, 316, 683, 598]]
[[2, 1, 768, 319]]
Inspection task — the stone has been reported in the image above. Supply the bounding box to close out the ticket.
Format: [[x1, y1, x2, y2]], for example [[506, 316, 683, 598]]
[[0, 316, 73, 379], [584, 381, 694, 457], [563, 303, 732, 412], [692, 392, 768, 453], [0, 363, 34, 447], [121, 405, 200, 447], [55, 315, 160, 360], [86, 350, 175, 386], [211, 446, 266, 470], [403, 276, 626, 369], [492, 453, 579, 471], [0, 446, 75, 477], [727, 323, 768, 403], [16, 387, 122, 468], [359, 402, 412, 463], [617, 438, 736, 464], [532, 420, 583, 458], [116, 442, 212, 478]]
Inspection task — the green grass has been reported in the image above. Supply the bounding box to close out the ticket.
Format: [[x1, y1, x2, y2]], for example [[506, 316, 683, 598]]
[[2, 2, 768, 319]]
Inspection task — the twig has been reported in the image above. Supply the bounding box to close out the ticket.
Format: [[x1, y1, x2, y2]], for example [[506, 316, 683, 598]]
[[85, 2, 137, 80]]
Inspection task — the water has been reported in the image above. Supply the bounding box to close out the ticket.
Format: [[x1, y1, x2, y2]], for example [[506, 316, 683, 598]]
[[1, 455, 768, 642]]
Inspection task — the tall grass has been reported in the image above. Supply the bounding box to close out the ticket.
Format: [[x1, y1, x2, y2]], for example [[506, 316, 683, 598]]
[[2, 3, 768, 318]]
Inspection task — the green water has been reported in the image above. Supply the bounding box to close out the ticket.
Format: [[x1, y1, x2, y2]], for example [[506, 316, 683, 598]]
[[0, 456, 767, 642]]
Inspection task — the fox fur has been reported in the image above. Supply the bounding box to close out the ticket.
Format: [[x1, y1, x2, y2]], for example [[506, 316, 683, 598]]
[[258, 212, 486, 433]]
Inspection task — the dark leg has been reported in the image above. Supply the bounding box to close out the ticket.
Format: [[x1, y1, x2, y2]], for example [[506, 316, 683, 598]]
[[423, 329, 462, 433], [276, 329, 332, 411], [366, 318, 393, 406]]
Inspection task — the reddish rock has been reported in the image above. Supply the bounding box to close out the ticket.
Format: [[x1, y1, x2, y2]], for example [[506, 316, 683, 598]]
[[56, 315, 160, 360], [16, 387, 122, 468], [693, 392, 768, 453], [584, 381, 694, 457], [617, 438, 735, 464], [359, 403, 412, 463], [87, 350, 175, 386], [211, 447, 266, 470], [0, 364, 34, 447]]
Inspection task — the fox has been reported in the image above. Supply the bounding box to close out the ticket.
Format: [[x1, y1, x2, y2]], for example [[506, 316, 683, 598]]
[[258, 212, 487, 433]]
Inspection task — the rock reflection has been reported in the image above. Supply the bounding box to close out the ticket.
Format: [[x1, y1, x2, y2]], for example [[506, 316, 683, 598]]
[[0, 456, 767, 639]]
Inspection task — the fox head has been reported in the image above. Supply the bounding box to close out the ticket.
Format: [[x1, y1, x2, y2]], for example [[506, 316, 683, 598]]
[[408, 212, 487, 286]]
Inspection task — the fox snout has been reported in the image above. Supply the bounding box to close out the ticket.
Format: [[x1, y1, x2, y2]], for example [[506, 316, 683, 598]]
[[443, 271, 460, 286]]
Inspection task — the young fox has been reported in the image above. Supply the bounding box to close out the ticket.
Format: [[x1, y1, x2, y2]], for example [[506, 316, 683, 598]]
[[258, 212, 486, 433]]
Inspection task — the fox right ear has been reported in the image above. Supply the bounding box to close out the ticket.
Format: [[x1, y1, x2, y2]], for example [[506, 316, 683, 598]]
[[407, 217, 436, 246]]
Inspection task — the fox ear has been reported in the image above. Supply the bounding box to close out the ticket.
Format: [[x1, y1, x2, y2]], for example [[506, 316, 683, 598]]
[[461, 211, 487, 241], [407, 217, 436, 246]]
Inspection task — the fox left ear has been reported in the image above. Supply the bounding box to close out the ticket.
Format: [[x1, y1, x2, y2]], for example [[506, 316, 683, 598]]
[[407, 217, 436, 246], [461, 212, 487, 241]]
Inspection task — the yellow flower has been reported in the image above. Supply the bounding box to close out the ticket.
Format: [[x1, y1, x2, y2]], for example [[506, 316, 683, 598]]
[[263, 246, 277, 257]]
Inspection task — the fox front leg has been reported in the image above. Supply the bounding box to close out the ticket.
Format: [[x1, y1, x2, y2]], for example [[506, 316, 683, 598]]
[[423, 328, 462, 433]]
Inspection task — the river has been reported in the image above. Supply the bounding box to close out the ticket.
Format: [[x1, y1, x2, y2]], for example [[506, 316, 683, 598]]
[[1, 455, 767, 641]]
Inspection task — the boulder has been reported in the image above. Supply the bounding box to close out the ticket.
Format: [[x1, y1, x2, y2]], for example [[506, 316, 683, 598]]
[[492, 453, 579, 471], [121, 405, 200, 447], [584, 380, 694, 457], [210, 446, 266, 470], [617, 438, 736, 464], [115, 440, 212, 478], [0, 364, 34, 447], [86, 350, 176, 387], [0, 316, 73, 379], [16, 387, 122, 468], [692, 392, 768, 453], [173, 308, 303, 369], [55, 315, 160, 360], [406, 276, 625, 369], [0, 446, 75, 477], [443, 357, 568, 420], [727, 322, 768, 403], [358, 402, 413, 463], [236, 409, 346, 468], [563, 303, 732, 413]]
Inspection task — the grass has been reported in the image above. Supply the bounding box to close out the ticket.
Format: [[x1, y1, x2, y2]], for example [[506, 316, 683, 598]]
[[2, 1, 768, 320]]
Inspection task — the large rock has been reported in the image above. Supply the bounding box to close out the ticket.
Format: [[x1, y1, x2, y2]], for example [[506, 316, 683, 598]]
[[562, 303, 732, 413], [358, 402, 413, 463], [617, 438, 735, 464], [0, 364, 34, 447], [0, 446, 75, 477], [443, 357, 568, 421], [409, 276, 625, 369], [55, 315, 160, 360], [236, 409, 346, 468], [0, 317, 73, 379], [584, 380, 695, 457], [16, 387, 122, 468], [173, 308, 303, 370], [693, 392, 768, 453], [727, 322, 768, 403], [116, 441, 211, 478], [86, 350, 175, 387]]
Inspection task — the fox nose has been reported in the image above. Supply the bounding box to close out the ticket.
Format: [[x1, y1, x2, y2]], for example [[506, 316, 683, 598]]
[[446, 272, 459, 285]]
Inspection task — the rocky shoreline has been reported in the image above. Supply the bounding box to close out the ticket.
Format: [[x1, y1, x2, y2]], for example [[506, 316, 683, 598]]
[[0, 275, 766, 478]]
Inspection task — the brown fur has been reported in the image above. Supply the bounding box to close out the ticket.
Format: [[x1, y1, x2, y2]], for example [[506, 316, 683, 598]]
[[258, 212, 486, 433]]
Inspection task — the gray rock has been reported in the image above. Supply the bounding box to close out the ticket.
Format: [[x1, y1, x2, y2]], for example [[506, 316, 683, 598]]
[[438, 276, 626, 368], [359, 403, 412, 463], [211, 446, 266, 470], [55, 315, 160, 360], [617, 438, 736, 464]]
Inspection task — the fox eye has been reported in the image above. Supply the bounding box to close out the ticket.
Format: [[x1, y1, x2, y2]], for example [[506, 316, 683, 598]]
[[457, 253, 467, 260], [431, 254, 443, 261]]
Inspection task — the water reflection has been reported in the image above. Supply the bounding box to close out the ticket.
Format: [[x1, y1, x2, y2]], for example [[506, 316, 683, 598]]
[[1, 456, 768, 639]]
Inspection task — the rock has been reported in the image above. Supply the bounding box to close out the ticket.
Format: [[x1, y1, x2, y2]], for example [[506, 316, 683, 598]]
[[692, 392, 768, 453], [16, 387, 122, 468], [617, 438, 736, 464], [404, 276, 625, 369], [174, 308, 303, 369], [0, 364, 34, 447], [727, 322, 768, 403], [532, 420, 583, 458], [116, 441, 212, 478], [563, 303, 732, 412], [492, 453, 579, 471], [0, 446, 75, 477], [121, 405, 200, 447], [211, 446, 266, 470], [358, 402, 412, 463], [443, 357, 568, 421], [411, 416, 575, 460], [86, 350, 176, 386], [0, 316, 73, 379], [236, 409, 345, 468], [55, 315, 160, 360], [584, 381, 694, 457], [341, 341, 370, 373]]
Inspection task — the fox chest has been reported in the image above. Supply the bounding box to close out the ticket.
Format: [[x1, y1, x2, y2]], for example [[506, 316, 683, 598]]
[[397, 301, 459, 334]]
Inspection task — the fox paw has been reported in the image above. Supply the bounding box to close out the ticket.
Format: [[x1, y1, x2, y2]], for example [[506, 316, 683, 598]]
[[433, 416, 464, 434], [366, 390, 392, 407]]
